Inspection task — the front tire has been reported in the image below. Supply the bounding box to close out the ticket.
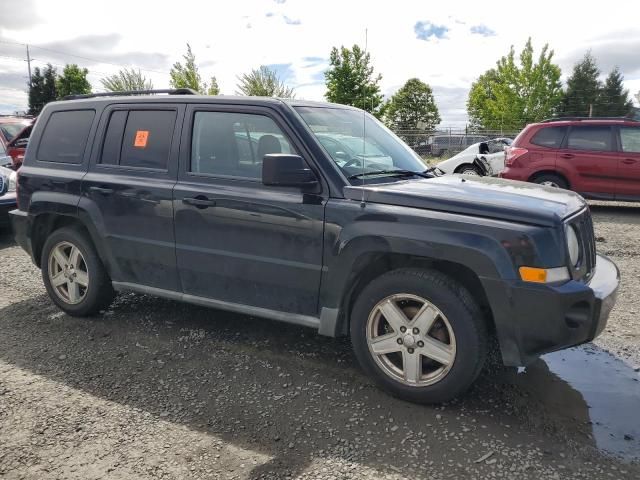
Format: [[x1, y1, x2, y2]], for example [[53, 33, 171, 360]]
[[350, 268, 487, 403], [41, 227, 115, 316], [456, 164, 482, 176]]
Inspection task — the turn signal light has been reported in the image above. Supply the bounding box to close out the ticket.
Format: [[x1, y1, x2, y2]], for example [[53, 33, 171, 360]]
[[519, 266, 569, 284]]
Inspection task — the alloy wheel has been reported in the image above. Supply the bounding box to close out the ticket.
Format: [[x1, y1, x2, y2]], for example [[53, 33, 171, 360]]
[[366, 294, 456, 387], [48, 241, 89, 305]]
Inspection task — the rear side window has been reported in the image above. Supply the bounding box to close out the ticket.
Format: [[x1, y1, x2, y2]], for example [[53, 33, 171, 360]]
[[620, 127, 640, 153], [530, 126, 567, 148], [37, 110, 95, 164], [567, 126, 612, 151], [100, 109, 176, 170]]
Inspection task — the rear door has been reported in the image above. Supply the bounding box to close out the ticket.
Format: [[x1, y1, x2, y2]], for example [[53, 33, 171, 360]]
[[173, 104, 326, 316], [616, 125, 640, 200], [560, 125, 617, 198], [81, 104, 185, 291]]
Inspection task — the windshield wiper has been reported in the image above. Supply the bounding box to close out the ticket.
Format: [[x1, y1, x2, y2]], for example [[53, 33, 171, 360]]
[[348, 169, 433, 180]]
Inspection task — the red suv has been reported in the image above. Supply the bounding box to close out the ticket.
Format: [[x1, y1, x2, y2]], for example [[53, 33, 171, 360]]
[[500, 118, 640, 201]]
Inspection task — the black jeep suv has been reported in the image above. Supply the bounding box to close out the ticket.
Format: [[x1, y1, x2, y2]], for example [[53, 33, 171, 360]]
[[11, 90, 619, 403]]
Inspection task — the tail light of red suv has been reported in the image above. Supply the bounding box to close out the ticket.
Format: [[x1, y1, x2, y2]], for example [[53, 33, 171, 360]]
[[505, 146, 528, 167]]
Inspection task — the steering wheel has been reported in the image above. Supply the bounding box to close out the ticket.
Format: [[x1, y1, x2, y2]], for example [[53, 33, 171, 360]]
[[344, 157, 363, 168]]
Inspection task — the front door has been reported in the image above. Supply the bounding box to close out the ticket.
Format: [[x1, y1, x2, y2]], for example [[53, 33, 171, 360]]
[[616, 125, 640, 200], [82, 104, 184, 291], [562, 125, 617, 198], [173, 105, 325, 316]]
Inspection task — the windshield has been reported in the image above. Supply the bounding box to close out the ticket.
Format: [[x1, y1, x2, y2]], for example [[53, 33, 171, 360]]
[[0, 123, 26, 142], [295, 106, 427, 181]]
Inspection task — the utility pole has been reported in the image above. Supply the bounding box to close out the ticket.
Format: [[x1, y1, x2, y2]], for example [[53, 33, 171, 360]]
[[26, 44, 32, 89]]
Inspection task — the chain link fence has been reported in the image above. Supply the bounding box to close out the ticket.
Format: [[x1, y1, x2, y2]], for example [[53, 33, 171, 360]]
[[392, 128, 522, 159]]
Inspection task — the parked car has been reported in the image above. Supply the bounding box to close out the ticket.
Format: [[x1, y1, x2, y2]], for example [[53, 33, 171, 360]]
[[428, 134, 489, 157], [11, 91, 619, 403], [500, 117, 640, 201], [0, 165, 17, 227], [0, 140, 12, 168], [0, 117, 33, 168], [437, 138, 513, 176]]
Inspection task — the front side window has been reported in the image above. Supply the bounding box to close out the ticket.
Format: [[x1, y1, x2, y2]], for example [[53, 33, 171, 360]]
[[620, 127, 640, 153], [0, 123, 26, 143], [567, 126, 612, 152], [37, 110, 95, 164], [190, 111, 296, 179], [295, 106, 426, 181]]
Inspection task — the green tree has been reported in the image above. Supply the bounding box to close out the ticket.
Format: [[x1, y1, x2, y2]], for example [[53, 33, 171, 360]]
[[236, 65, 294, 97], [594, 67, 633, 116], [560, 52, 601, 116], [325, 44, 384, 118], [101, 68, 153, 92], [384, 78, 440, 141], [467, 38, 563, 131], [56, 64, 91, 99], [170, 43, 219, 95], [28, 64, 57, 115]]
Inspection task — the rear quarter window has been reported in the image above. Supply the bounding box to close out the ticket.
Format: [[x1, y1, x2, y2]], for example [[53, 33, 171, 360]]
[[530, 126, 567, 148], [37, 110, 95, 164]]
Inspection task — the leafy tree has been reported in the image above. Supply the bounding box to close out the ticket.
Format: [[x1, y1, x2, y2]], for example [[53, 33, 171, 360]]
[[101, 68, 153, 92], [325, 45, 384, 118], [560, 52, 600, 117], [170, 43, 219, 95], [28, 64, 57, 115], [467, 38, 562, 131], [236, 65, 294, 97], [594, 67, 633, 116], [56, 64, 91, 99], [384, 78, 440, 140]]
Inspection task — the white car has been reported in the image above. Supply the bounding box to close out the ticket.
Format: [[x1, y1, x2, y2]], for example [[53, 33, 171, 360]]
[[436, 138, 513, 176]]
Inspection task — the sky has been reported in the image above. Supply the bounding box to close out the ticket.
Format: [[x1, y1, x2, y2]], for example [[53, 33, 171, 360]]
[[1, 0, 639, 126]]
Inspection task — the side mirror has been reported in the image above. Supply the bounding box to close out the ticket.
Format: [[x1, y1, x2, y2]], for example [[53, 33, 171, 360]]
[[262, 154, 318, 187], [14, 139, 29, 148]]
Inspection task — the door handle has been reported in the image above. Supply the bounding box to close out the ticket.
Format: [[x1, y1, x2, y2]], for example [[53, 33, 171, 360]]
[[182, 196, 216, 208], [622, 158, 637, 165], [560, 153, 575, 159], [89, 186, 114, 195]]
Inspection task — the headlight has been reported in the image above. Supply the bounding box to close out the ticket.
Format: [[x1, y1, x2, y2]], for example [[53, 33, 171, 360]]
[[566, 225, 580, 267]]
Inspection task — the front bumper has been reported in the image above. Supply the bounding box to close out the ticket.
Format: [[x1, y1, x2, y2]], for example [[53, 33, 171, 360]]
[[482, 254, 620, 366]]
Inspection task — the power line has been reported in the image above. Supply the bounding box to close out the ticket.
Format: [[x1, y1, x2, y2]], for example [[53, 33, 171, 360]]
[[0, 39, 170, 75]]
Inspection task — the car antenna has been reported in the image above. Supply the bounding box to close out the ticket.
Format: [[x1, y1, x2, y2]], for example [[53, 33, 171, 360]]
[[360, 28, 368, 209]]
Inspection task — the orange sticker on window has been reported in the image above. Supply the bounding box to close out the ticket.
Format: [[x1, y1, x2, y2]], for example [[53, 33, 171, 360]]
[[134, 130, 149, 148]]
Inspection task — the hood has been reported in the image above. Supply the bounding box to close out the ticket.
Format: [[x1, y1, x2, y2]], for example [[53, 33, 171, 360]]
[[343, 175, 586, 227]]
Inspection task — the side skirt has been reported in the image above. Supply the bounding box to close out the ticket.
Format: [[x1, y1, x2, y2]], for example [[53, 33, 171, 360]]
[[112, 281, 321, 330]]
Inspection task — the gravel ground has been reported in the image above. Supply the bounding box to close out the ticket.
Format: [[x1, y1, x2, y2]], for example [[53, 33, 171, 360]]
[[0, 202, 639, 479]]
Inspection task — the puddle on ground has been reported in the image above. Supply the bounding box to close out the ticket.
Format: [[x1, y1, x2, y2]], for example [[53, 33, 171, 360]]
[[509, 345, 640, 461]]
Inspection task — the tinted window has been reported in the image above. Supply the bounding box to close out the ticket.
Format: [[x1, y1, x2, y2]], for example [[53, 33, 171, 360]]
[[530, 127, 567, 148], [37, 110, 95, 164], [620, 127, 640, 153], [120, 110, 176, 170], [567, 126, 612, 151], [191, 111, 296, 179], [100, 110, 128, 165]]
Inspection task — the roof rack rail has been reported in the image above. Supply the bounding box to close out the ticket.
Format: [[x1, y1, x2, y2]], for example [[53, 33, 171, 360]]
[[540, 116, 640, 123], [63, 88, 198, 100]]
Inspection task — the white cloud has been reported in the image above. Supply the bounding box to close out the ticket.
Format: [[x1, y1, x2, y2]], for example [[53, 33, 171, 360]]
[[1, 0, 639, 121]]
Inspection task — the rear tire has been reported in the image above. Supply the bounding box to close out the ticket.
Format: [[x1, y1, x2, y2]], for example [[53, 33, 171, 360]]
[[532, 173, 568, 189], [41, 226, 114, 316], [350, 268, 488, 404]]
